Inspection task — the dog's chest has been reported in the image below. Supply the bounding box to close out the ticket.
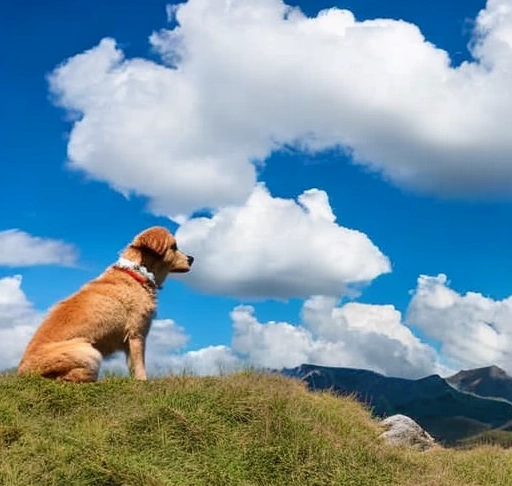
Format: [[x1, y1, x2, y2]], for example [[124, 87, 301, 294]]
[[93, 286, 157, 355]]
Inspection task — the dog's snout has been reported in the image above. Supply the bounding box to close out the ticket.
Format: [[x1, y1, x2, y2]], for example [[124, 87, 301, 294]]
[[187, 255, 194, 266]]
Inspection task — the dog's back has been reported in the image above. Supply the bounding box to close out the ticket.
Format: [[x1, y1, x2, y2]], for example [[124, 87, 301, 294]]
[[18, 269, 155, 380]]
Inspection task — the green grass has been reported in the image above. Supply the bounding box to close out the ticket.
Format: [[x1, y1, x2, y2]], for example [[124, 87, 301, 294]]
[[1, 371, 512, 486], [458, 429, 512, 449]]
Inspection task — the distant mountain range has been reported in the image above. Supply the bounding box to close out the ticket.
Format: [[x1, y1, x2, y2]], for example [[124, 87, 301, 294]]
[[447, 365, 512, 402], [283, 364, 512, 446]]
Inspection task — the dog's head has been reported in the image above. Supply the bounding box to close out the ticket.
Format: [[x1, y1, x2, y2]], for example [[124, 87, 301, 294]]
[[130, 226, 194, 275]]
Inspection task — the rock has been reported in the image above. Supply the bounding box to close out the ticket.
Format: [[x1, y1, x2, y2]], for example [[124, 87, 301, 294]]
[[379, 414, 436, 451]]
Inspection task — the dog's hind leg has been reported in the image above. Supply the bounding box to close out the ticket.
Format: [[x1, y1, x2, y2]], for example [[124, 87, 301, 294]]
[[18, 338, 102, 383], [58, 365, 100, 382]]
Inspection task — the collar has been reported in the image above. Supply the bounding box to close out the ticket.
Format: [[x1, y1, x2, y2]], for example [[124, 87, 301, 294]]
[[113, 257, 157, 288]]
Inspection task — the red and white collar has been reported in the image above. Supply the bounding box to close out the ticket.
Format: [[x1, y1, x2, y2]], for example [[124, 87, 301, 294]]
[[114, 257, 157, 287]]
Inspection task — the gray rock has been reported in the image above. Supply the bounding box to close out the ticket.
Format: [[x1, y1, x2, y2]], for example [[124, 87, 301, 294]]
[[379, 414, 436, 451]]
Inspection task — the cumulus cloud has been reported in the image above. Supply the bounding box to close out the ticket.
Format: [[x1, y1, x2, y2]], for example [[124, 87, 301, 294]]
[[6, 272, 497, 379], [407, 274, 512, 373], [141, 318, 189, 372], [103, 320, 240, 376], [12, 270, 512, 379], [0, 229, 78, 267], [48, 0, 512, 219], [0, 276, 44, 369], [48, 37, 257, 220], [161, 345, 241, 376], [0, 272, 442, 378], [122, 320, 239, 375], [231, 296, 444, 378], [232, 305, 321, 370], [176, 184, 390, 299]]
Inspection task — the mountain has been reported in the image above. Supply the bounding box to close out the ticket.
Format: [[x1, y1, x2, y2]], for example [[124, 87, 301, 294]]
[[283, 364, 512, 445], [447, 365, 512, 402]]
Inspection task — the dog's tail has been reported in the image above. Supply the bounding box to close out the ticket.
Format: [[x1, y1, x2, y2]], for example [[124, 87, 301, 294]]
[[17, 338, 102, 382]]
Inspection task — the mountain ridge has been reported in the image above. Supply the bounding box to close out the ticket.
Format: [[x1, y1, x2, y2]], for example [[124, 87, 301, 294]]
[[283, 364, 512, 445], [446, 365, 512, 403]]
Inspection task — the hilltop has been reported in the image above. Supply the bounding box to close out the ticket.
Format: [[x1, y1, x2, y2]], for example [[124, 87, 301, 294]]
[[2, 371, 512, 485]]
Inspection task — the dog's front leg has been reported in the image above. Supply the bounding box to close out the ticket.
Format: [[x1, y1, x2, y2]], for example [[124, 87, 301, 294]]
[[127, 335, 147, 380]]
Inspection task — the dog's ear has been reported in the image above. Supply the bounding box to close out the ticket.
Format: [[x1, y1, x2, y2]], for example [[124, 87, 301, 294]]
[[132, 227, 173, 256]]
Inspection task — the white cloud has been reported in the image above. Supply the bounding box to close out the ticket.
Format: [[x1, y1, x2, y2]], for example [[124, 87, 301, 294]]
[[1, 272, 441, 378], [12, 269, 512, 380], [231, 296, 445, 378], [11, 272, 507, 380], [126, 320, 240, 376], [48, 0, 512, 220], [232, 305, 321, 370], [0, 229, 78, 267], [407, 274, 512, 373], [176, 184, 390, 299], [0, 276, 44, 370], [48, 37, 257, 219], [162, 345, 242, 376], [103, 321, 241, 376]]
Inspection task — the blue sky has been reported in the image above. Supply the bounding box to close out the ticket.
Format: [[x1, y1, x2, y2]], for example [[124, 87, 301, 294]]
[[2, 0, 512, 377]]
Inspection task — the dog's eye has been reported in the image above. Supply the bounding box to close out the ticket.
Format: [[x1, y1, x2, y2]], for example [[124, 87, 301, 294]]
[[170, 243, 178, 251]]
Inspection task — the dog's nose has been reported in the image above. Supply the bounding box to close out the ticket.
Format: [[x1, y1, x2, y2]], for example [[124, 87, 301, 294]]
[[187, 255, 194, 266]]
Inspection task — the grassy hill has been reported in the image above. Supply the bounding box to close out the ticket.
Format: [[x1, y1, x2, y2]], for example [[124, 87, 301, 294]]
[[2, 372, 512, 486]]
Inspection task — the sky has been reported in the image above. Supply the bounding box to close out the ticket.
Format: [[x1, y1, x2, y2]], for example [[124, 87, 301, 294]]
[[2, 0, 512, 378]]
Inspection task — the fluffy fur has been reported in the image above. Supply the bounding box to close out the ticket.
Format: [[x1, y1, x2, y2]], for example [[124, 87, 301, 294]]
[[17, 226, 193, 382]]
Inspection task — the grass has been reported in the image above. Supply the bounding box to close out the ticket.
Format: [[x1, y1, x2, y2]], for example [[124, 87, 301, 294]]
[[458, 429, 512, 449], [1, 371, 512, 486]]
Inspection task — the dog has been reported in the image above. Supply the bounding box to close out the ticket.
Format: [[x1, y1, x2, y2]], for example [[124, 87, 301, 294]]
[[17, 226, 193, 382]]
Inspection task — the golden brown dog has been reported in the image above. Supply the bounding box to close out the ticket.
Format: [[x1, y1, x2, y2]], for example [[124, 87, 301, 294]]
[[17, 226, 193, 382]]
